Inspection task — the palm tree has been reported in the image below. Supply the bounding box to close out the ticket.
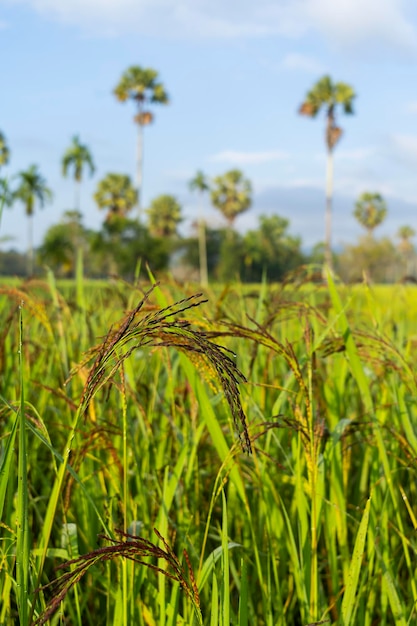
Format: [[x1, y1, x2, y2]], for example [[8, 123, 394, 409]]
[[0, 132, 10, 169], [146, 194, 182, 238], [14, 164, 53, 275], [94, 173, 137, 222], [353, 192, 387, 238], [211, 169, 252, 229], [299, 75, 356, 269], [397, 225, 416, 275], [62, 135, 95, 211], [113, 65, 169, 216], [189, 170, 210, 287]]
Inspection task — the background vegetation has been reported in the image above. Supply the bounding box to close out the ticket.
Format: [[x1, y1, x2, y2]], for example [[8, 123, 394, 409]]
[[1, 69, 416, 284]]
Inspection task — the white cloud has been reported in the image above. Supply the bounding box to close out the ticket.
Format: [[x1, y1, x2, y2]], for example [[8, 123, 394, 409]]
[[307, 0, 417, 55], [6, 0, 307, 38], [281, 53, 325, 74], [6, 0, 417, 53], [390, 133, 417, 164], [209, 149, 289, 165]]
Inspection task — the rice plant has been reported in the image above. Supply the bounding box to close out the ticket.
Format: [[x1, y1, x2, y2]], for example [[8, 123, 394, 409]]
[[1, 271, 417, 624]]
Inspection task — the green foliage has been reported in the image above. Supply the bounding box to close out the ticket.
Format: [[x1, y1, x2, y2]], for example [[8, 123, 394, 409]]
[[299, 75, 356, 150], [14, 164, 53, 218], [354, 192, 388, 237], [217, 229, 244, 281], [113, 65, 169, 123], [37, 211, 90, 276], [243, 214, 305, 282], [90, 217, 169, 277], [146, 194, 183, 238], [211, 170, 252, 227], [94, 173, 137, 221], [0, 131, 10, 168], [0, 178, 13, 209], [13, 164, 53, 275], [61, 135, 95, 183], [2, 277, 417, 624], [189, 171, 210, 286], [179, 228, 226, 277], [189, 170, 210, 194], [0, 249, 27, 275], [338, 236, 401, 283]]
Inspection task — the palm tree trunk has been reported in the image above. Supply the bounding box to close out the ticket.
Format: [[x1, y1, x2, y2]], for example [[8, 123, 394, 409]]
[[198, 192, 208, 287], [136, 123, 144, 219], [198, 218, 208, 287], [75, 180, 81, 212], [27, 214, 34, 276], [325, 148, 333, 270]]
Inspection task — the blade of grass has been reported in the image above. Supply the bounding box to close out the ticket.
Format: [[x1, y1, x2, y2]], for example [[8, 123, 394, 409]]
[[238, 557, 248, 626], [210, 572, 219, 626], [221, 489, 230, 626], [16, 302, 29, 626], [341, 495, 371, 626]]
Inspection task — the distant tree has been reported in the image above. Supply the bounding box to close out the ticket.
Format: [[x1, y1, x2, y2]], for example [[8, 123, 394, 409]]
[[397, 225, 416, 276], [397, 225, 415, 253], [90, 219, 169, 278], [113, 65, 169, 213], [217, 229, 245, 282], [243, 214, 305, 282], [299, 75, 356, 269], [353, 192, 387, 238], [38, 223, 74, 276], [189, 170, 210, 287], [0, 249, 27, 276], [38, 210, 90, 276], [14, 164, 53, 275], [146, 194, 182, 238], [338, 237, 400, 283], [94, 173, 137, 222], [62, 135, 95, 211], [179, 228, 226, 279], [211, 169, 252, 228], [0, 178, 13, 210], [0, 132, 10, 169]]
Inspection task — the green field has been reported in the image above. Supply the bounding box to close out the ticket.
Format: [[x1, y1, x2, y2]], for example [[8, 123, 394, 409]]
[[2, 270, 417, 625]]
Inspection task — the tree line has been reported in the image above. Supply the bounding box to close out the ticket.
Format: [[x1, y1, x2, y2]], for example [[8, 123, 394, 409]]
[[0, 68, 415, 283]]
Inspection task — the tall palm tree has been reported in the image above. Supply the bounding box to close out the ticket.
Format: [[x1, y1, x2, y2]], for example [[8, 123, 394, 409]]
[[113, 65, 169, 216], [299, 75, 356, 269], [0, 132, 10, 169], [353, 192, 387, 238], [94, 173, 137, 222], [14, 164, 53, 275], [211, 169, 252, 229], [146, 194, 182, 238], [189, 170, 210, 287], [62, 135, 95, 211], [397, 225, 415, 275]]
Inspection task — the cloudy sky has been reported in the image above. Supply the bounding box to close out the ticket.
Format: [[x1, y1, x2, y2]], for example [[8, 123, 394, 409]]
[[1, 0, 417, 251]]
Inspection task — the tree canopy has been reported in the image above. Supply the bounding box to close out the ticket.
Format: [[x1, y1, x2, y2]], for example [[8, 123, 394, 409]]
[[146, 194, 182, 238], [94, 173, 137, 222], [62, 135, 95, 183], [0, 132, 10, 169], [299, 75, 355, 151], [113, 65, 169, 126], [354, 192, 387, 237], [211, 169, 252, 227]]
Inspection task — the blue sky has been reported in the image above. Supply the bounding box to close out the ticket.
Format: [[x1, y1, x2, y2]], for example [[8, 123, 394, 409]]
[[1, 0, 417, 252]]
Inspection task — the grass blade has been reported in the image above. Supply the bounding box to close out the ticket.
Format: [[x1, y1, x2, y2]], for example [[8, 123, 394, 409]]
[[341, 496, 371, 626]]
